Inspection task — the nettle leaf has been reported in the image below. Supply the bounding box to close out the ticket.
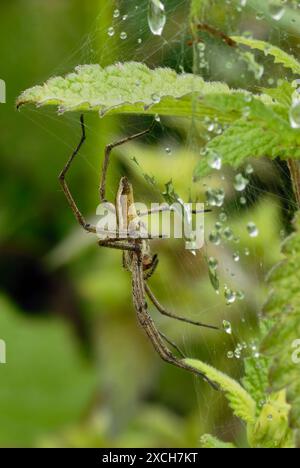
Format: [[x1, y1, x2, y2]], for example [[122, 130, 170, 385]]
[[232, 36, 300, 75], [194, 115, 300, 179], [248, 391, 295, 449], [17, 62, 260, 121], [200, 434, 236, 449], [262, 213, 300, 428], [183, 359, 256, 424], [243, 356, 270, 411], [194, 96, 300, 179]]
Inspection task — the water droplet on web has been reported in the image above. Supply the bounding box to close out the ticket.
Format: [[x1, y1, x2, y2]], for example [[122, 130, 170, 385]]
[[247, 222, 259, 237], [224, 287, 236, 305], [148, 0, 166, 36], [113, 9, 120, 18], [206, 188, 225, 207], [227, 351, 234, 359], [208, 257, 220, 293], [208, 257, 218, 271], [223, 320, 232, 334], [209, 231, 221, 246], [233, 252, 240, 262], [122, 14, 128, 21], [244, 247, 250, 256], [240, 196, 247, 205], [154, 114, 161, 122], [208, 152, 222, 170], [219, 212, 228, 223], [107, 27, 115, 37], [289, 100, 300, 129], [223, 227, 234, 241], [245, 163, 254, 175], [234, 173, 249, 192], [120, 31, 127, 40], [269, 3, 285, 21], [165, 147, 172, 155], [237, 290, 245, 301]]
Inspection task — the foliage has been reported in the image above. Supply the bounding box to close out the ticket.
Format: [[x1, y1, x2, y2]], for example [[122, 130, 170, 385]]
[[0, 296, 96, 447], [262, 213, 300, 429]]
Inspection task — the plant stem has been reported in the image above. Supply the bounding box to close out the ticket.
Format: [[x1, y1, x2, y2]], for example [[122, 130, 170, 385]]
[[288, 159, 300, 209]]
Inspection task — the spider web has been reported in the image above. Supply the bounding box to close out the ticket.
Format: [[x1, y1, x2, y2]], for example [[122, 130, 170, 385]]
[[20, 0, 300, 448]]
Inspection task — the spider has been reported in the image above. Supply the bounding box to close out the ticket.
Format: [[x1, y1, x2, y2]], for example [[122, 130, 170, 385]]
[[58, 115, 219, 388]]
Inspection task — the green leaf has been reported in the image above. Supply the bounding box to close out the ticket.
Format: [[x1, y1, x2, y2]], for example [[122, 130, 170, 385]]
[[248, 391, 295, 449], [194, 112, 300, 179], [0, 296, 96, 446], [200, 434, 236, 449], [243, 356, 270, 410], [16, 62, 259, 121], [183, 358, 256, 424], [262, 212, 300, 428], [232, 36, 300, 75]]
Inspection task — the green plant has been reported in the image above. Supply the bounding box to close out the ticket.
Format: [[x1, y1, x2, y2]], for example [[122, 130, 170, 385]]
[[16, 1, 300, 447]]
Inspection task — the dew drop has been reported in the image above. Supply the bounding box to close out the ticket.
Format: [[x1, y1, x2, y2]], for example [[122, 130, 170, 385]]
[[209, 231, 221, 246], [120, 31, 127, 40], [269, 3, 285, 21], [227, 351, 234, 359], [165, 147, 172, 155], [208, 257, 220, 293], [113, 9, 120, 18], [247, 222, 259, 238], [208, 257, 218, 271], [224, 287, 236, 305], [289, 100, 300, 129], [234, 173, 249, 192], [151, 93, 161, 104], [206, 188, 225, 207], [223, 320, 232, 335], [208, 152, 222, 170], [245, 163, 254, 175], [107, 27, 115, 37], [223, 227, 234, 241], [148, 0, 166, 36], [233, 252, 240, 262]]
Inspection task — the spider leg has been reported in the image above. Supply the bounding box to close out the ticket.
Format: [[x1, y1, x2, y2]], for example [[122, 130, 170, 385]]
[[98, 239, 137, 252], [143, 254, 159, 280], [138, 206, 212, 217], [100, 121, 155, 202], [159, 331, 185, 359], [145, 284, 219, 331], [131, 252, 218, 390], [59, 114, 96, 234]]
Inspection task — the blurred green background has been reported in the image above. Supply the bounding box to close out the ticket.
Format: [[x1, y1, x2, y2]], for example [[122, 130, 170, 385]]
[[0, 0, 299, 448]]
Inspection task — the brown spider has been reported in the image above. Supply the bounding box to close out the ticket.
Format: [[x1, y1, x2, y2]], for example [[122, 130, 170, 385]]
[[58, 115, 219, 388]]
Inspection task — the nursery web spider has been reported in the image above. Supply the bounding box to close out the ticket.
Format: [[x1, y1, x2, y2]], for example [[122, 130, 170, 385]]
[[59, 115, 219, 388]]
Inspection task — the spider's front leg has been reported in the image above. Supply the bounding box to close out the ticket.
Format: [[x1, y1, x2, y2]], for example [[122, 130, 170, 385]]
[[59, 114, 96, 234], [99, 122, 155, 203]]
